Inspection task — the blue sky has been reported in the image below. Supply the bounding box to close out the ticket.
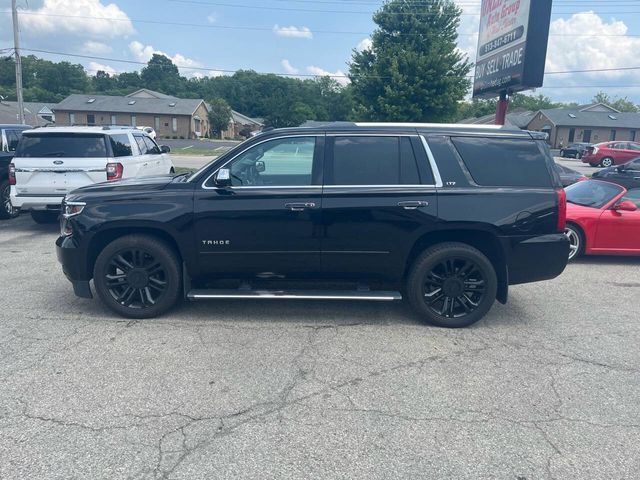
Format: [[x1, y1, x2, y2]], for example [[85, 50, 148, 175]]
[[2, 0, 640, 103]]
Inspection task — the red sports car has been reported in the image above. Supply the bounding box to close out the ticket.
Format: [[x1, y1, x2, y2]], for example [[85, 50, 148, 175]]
[[564, 180, 640, 260]]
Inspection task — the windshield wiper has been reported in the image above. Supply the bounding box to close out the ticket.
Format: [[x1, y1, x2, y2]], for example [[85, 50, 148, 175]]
[[171, 172, 191, 182]]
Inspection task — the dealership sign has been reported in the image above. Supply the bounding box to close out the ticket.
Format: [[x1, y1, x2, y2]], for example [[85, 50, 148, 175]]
[[473, 0, 553, 98]]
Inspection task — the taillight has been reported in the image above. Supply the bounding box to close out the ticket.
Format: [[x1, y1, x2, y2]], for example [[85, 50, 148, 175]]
[[578, 176, 588, 182], [8, 163, 16, 185], [106, 162, 123, 181], [592, 147, 599, 155], [556, 188, 567, 232]]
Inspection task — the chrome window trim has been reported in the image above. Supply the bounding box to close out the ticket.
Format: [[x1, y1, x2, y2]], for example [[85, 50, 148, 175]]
[[14, 167, 107, 173], [420, 136, 444, 188], [323, 185, 436, 189], [201, 134, 320, 190]]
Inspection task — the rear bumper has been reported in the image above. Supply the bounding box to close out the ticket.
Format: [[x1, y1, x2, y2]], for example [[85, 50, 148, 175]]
[[11, 193, 65, 210], [504, 233, 569, 285]]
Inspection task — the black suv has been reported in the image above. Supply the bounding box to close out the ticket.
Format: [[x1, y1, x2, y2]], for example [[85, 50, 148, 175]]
[[1, 124, 31, 219], [57, 123, 569, 328]]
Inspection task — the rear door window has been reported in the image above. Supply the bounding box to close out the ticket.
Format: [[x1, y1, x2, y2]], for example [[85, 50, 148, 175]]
[[109, 134, 133, 157], [450, 137, 552, 187], [143, 136, 160, 154], [133, 135, 148, 155], [16, 134, 108, 158], [328, 136, 422, 185]]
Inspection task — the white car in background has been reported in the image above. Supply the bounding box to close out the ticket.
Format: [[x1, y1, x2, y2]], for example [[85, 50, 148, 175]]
[[137, 126, 156, 139], [10, 126, 174, 223]]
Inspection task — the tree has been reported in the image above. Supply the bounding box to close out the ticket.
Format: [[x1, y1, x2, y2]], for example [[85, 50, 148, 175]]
[[348, 0, 471, 122], [207, 98, 232, 138], [592, 91, 638, 112], [141, 54, 181, 93]]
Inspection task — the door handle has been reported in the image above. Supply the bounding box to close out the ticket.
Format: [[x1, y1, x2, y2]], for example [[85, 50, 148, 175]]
[[398, 201, 429, 210], [285, 202, 316, 211]]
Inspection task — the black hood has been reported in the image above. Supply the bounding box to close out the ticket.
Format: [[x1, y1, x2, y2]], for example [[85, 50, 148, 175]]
[[65, 175, 189, 202]]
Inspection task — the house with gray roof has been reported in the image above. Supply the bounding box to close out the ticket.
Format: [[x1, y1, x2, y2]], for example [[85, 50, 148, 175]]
[[54, 90, 210, 139], [0, 101, 55, 126], [526, 103, 640, 148]]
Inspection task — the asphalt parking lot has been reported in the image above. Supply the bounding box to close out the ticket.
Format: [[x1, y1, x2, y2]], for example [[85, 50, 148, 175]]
[[1, 215, 639, 479]]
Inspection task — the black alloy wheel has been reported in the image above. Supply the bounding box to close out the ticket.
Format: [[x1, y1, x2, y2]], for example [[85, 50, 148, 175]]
[[1, 181, 18, 220], [406, 242, 498, 328], [94, 235, 181, 318], [422, 258, 487, 319]]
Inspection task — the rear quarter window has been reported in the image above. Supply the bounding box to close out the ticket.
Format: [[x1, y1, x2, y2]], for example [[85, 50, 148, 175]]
[[451, 137, 552, 188], [109, 134, 133, 157], [16, 134, 108, 158]]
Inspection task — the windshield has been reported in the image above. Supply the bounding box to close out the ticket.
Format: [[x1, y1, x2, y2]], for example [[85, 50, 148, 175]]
[[17, 133, 108, 158], [565, 180, 623, 208]]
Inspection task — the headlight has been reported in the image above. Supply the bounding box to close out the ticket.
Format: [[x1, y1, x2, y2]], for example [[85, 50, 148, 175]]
[[63, 201, 86, 218]]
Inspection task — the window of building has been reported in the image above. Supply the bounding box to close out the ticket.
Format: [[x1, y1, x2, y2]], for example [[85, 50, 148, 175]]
[[69, 113, 76, 125], [111, 115, 117, 126], [568, 128, 575, 143], [109, 134, 133, 157], [86, 114, 95, 126], [131, 115, 137, 127], [631, 131, 637, 142], [451, 137, 552, 188], [610, 130, 617, 141], [172, 117, 178, 132], [154, 116, 160, 130], [328, 136, 422, 186]]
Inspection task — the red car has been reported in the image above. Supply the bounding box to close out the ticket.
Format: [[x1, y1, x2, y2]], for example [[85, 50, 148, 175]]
[[564, 180, 640, 260], [581, 141, 640, 168]]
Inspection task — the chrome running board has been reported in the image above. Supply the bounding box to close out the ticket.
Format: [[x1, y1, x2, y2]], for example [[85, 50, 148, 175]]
[[187, 289, 402, 301]]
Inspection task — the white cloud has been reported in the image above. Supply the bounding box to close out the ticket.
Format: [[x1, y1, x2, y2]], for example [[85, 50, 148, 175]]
[[306, 66, 349, 86], [129, 41, 205, 77], [207, 13, 217, 24], [356, 38, 373, 52], [88, 61, 117, 76], [281, 59, 299, 75], [81, 40, 112, 55], [19, 0, 134, 38], [273, 25, 313, 39]]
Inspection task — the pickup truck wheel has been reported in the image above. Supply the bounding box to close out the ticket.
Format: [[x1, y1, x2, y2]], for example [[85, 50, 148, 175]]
[[0, 180, 19, 220], [407, 243, 497, 328], [30, 210, 59, 224], [93, 235, 181, 319]]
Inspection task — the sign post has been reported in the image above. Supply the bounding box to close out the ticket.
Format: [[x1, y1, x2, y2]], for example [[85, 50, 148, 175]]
[[472, 0, 553, 124]]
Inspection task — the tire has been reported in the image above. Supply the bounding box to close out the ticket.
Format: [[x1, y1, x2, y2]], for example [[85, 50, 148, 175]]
[[565, 223, 585, 261], [93, 235, 182, 319], [30, 210, 59, 224], [0, 180, 19, 220], [577, 152, 583, 160], [406, 242, 498, 328], [600, 157, 614, 168]]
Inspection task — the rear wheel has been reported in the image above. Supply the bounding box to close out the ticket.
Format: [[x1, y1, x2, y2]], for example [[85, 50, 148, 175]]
[[30, 210, 59, 224], [406, 243, 498, 328], [0, 180, 19, 220], [93, 235, 182, 319], [600, 157, 614, 168], [560, 150, 566, 157], [565, 223, 585, 261]]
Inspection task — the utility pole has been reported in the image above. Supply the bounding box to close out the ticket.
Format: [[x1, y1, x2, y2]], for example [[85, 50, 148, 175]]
[[11, 0, 25, 125]]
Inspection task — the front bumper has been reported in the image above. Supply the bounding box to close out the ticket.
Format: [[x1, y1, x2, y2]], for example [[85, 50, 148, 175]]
[[504, 233, 570, 285], [56, 235, 93, 298]]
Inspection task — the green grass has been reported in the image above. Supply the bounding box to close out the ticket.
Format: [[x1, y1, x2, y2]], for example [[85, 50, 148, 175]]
[[173, 167, 197, 175], [171, 148, 222, 157]]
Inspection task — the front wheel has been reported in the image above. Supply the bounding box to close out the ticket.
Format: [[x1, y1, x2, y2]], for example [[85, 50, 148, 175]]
[[93, 235, 182, 319], [406, 243, 498, 328], [0, 180, 19, 220]]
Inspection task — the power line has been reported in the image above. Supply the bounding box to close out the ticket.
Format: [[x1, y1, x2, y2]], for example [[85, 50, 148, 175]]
[[5, 10, 640, 38], [15, 47, 640, 81]]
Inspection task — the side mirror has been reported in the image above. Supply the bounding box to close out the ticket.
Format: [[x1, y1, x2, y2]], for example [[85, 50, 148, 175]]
[[215, 168, 232, 187], [614, 200, 638, 212], [255, 160, 265, 173], [160, 145, 171, 154]]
